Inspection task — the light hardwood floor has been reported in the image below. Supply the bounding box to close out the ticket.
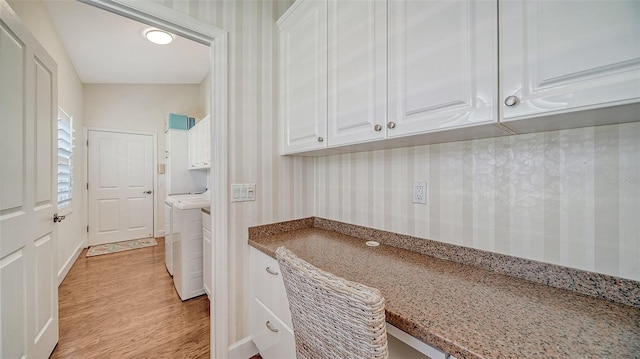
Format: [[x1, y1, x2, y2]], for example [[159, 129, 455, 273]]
[[50, 238, 210, 359]]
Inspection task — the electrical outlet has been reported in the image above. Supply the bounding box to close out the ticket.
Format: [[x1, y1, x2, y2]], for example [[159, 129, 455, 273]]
[[413, 181, 427, 205]]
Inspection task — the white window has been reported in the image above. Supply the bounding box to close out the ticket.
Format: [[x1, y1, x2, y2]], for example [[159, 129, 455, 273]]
[[57, 107, 73, 213]]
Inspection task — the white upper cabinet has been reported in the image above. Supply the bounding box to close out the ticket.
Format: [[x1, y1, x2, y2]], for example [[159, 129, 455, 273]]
[[278, 0, 328, 154], [387, 0, 498, 138], [327, 0, 387, 147], [188, 115, 210, 169], [500, 0, 640, 132]]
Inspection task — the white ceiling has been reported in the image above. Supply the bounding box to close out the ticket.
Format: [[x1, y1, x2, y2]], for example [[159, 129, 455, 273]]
[[43, 0, 210, 84]]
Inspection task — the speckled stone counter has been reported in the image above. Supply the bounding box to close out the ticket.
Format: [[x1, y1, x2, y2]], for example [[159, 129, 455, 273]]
[[249, 221, 640, 359]]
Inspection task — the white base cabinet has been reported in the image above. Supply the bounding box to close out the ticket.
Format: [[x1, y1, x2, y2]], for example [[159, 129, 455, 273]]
[[250, 248, 295, 359], [202, 210, 211, 299], [249, 247, 449, 359]]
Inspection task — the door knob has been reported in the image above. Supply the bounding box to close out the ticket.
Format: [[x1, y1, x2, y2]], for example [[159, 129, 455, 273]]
[[143, 190, 152, 194], [53, 213, 66, 223]]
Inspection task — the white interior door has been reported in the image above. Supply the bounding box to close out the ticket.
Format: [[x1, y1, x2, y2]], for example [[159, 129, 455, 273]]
[[88, 130, 154, 246], [0, 0, 59, 357]]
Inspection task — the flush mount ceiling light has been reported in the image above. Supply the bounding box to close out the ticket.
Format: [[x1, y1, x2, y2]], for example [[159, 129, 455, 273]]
[[145, 29, 174, 45]]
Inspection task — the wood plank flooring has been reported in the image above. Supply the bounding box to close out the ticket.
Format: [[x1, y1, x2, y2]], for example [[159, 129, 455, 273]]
[[51, 238, 210, 359]]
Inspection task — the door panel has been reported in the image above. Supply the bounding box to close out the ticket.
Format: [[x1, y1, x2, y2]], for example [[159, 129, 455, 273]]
[[35, 234, 54, 336], [1, 250, 26, 359], [88, 130, 154, 245], [327, 0, 386, 146], [0, 1, 59, 357], [388, 0, 497, 137], [0, 12, 25, 213], [35, 60, 53, 205], [279, 0, 327, 153], [500, 0, 640, 120]]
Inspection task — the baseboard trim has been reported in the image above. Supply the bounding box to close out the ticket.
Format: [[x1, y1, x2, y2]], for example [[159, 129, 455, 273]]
[[58, 240, 84, 286], [228, 336, 258, 359]]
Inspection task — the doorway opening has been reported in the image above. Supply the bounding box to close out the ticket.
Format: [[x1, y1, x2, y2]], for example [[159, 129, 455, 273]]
[[53, 0, 229, 357]]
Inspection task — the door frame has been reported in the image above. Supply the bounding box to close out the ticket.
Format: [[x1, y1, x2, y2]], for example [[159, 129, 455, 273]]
[[79, 1, 229, 358], [85, 127, 158, 243]]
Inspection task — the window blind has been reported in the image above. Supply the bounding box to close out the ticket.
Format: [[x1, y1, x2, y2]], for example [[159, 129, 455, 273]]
[[57, 108, 73, 209]]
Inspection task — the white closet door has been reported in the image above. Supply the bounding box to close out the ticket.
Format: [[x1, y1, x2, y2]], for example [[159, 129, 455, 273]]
[[88, 130, 154, 245], [0, 1, 59, 357]]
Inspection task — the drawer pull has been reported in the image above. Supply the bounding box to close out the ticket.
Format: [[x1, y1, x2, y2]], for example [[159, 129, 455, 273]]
[[266, 320, 279, 333], [265, 267, 279, 276]]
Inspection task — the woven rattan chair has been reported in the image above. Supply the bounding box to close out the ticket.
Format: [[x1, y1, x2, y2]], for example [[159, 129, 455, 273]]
[[276, 246, 389, 359]]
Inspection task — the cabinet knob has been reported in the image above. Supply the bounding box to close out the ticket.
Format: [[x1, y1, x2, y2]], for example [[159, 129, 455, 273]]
[[373, 124, 382, 132], [504, 95, 520, 107], [317, 136, 324, 143], [387, 122, 396, 129], [265, 267, 279, 276]]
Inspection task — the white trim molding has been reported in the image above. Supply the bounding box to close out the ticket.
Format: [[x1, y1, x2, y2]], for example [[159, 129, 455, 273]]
[[228, 336, 258, 359], [57, 240, 84, 286]]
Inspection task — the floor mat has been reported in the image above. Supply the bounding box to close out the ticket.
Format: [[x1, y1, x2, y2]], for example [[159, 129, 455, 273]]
[[86, 237, 158, 257]]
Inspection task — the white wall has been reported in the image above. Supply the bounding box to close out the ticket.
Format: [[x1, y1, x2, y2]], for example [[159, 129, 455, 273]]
[[8, 0, 86, 284], [315, 122, 640, 282], [83, 84, 203, 234]]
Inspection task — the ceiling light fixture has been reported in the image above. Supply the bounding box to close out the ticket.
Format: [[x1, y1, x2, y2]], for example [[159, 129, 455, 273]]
[[145, 29, 173, 45]]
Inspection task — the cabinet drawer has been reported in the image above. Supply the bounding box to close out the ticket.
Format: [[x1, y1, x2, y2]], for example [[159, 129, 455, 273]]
[[252, 298, 296, 359], [250, 248, 293, 328]]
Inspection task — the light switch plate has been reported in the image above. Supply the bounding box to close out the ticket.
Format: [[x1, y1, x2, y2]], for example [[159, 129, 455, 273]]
[[231, 183, 256, 203]]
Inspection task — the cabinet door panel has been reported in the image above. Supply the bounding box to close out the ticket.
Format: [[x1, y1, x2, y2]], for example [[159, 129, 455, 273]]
[[328, 0, 386, 146], [500, 0, 640, 122], [279, 0, 327, 154], [388, 0, 497, 138]]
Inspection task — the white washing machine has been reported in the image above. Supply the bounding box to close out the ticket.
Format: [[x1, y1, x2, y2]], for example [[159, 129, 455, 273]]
[[164, 191, 209, 277], [171, 195, 210, 300]]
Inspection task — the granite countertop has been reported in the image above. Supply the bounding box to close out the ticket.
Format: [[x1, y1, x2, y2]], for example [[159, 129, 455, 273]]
[[249, 227, 640, 359]]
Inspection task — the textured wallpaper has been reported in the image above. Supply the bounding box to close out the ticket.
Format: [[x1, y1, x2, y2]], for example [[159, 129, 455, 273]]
[[316, 122, 640, 281]]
